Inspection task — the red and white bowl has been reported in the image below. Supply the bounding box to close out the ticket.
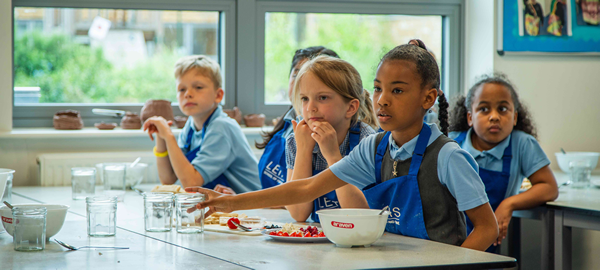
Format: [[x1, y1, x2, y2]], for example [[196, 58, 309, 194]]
[[317, 208, 390, 248], [1, 204, 69, 240]]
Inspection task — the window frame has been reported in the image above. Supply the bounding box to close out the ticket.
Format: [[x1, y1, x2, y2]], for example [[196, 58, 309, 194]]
[[12, 0, 236, 127], [237, 0, 464, 121]]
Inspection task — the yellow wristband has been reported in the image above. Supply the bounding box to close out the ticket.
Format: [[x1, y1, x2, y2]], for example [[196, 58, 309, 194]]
[[153, 146, 168, 157]]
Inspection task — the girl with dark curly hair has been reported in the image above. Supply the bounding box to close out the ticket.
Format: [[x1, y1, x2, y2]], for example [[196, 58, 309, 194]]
[[449, 74, 558, 252]]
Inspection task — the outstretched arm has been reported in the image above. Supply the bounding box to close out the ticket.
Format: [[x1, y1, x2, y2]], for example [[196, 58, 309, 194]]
[[186, 170, 347, 216], [462, 202, 498, 251]]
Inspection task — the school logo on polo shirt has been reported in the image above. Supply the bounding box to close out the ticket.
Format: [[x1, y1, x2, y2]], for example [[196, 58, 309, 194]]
[[264, 161, 285, 184]]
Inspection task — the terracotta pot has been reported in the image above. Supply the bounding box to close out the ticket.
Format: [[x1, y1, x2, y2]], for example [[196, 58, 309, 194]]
[[243, 114, 266, 127], [272, 116, 282, 126], [140, 99, 174, 123], [121, 112, 142, 129], [53, 110, 83, 130], [223, 107, 243, 125], [94, 122, 117, 130], [174, 116, 189, 129]]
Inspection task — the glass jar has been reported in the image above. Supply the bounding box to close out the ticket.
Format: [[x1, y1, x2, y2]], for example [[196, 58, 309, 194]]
[[71, 167, 96, 200], [102, 163, 126, 202], [86, 196, 117, 237], [12, 206, 47, 251], [143, 192, 174, 232], [175, 193, 205, 234]]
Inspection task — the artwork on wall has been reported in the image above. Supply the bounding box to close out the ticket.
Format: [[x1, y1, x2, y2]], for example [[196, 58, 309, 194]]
[[498, 0, 600, 54]]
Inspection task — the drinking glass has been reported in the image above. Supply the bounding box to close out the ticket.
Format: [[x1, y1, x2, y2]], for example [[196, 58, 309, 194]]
[[86, 196, 117, 237], [570, 160, 593, 189], [13, 206, 46, 251], [102, 163, 126, 202], [144, 192, 174, 232], [71, 167, 96, 200], [175, 193, 205, 234]]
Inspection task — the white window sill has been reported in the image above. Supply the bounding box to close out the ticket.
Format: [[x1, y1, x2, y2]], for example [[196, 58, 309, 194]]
[[0, 126, 274, 139]]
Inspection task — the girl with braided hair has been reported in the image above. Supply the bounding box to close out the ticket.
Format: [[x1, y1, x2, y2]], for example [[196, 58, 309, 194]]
[[186, 40, 498, 251], [449, 73, 558, 252]]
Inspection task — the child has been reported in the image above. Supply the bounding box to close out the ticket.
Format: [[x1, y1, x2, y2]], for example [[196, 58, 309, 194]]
[[285, 55, 377, 222], [187, 40, 498, 251], [143, 55, 261, 194], [257, 47, 339, 190], [449, 74, 558, 248]]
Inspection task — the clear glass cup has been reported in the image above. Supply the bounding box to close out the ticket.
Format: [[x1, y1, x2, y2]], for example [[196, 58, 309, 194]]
[[86, 196, 117, 237], [71, 167, 96, 200], [144, 192, 174, 232], [175, 193, 205, 234], [102, 163, 126, 202], [12, 206, 47, 251], [570, 160, 593, 189]]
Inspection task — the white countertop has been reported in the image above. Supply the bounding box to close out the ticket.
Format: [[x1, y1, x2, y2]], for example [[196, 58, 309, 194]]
[[7, 185, 517, 269], [547, 172, 600, 212]]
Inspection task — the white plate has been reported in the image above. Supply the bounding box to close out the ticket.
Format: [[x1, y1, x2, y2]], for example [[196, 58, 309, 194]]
[[261, 229, 330, 243]]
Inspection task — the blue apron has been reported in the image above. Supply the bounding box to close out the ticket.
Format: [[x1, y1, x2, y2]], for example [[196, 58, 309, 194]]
[[258, 121, 291, 189], [310, 122, 361, 223], [455, 131, 511, 253], [183, 110, 230, 190], [454, 131, 512, 233], [362, 124, 431, 239]]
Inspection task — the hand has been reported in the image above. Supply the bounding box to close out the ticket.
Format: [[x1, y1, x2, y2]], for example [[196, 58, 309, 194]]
[[291, 119, 316, 152], [143, 116, 173, 141], [214, 184, 236, 195], [185, 186, 235, 217], [493, 200, 514, 246], [310, 121, 341, 162]]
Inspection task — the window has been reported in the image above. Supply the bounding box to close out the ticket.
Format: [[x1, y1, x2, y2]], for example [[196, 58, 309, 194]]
[[13, 8, 219, 104], [264, 12, 442, 105]]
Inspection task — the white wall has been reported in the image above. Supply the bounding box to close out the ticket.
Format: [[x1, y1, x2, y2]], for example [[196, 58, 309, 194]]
[[463, 0, 495, 90], [0, 0, 12, 131]]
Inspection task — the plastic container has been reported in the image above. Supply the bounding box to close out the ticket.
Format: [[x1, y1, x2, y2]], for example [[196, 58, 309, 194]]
[[317, 208, 390, 248]]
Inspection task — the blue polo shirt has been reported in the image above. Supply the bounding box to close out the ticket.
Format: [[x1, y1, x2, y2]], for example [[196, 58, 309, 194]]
[[329, 123, 489, 212], [177, 106, 261, 193], [449, 129, 550, 198]]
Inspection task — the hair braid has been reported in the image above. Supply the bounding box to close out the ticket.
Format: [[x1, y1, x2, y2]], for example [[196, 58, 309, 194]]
[[437, 93, 449, 136]]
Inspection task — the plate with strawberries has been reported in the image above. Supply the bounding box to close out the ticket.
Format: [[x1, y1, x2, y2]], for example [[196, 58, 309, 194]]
[[261, 225, 330, 243]]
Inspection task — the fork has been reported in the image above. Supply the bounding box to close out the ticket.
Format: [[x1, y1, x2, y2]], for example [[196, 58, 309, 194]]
[[230, 220, 259, 232], [54, 239, 129, 251]]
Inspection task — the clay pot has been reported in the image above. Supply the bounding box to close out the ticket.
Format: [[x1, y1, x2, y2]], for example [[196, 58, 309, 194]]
[[174, 116, 189, 129], [94, 122, 117, 130], [53, 110, 83, 130], [140, 99, 174, 123], [272, 116, 282, 126], [244, 114, 266, 127], [223, 107, 243, 125], [121, 112, 142, 129]]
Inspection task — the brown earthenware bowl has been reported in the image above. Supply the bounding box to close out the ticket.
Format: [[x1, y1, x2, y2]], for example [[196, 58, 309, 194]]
[[243, 113, 266, 127], [53, 110, 84, 130]]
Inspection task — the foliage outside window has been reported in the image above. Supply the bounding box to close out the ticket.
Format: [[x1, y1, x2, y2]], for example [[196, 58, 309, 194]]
[[13, 8, 219, 104], [264, 13, 442, 105]]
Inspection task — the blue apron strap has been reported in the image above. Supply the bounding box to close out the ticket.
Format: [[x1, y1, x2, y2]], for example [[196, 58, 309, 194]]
[[185, 108, 219, 152], [454, 131, 468, 146], [347, 122, 361, 155], [375, 132, 391, 184], [501, 135, 512, 177], [408, 124, 431, 176]]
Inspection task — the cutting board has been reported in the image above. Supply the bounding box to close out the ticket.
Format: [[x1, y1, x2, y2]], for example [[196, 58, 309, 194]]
[[204, 224, 262, 236]]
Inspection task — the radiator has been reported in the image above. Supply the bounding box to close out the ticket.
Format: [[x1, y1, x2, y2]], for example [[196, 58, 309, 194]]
[[37, 152, 159, 186]]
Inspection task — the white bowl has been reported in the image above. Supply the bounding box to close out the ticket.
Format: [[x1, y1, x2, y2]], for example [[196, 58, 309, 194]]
[[1, 204, 69, 240], [317, 208, 390, 248], [555, 152, 600, 173], [96, 162, 148, 189]]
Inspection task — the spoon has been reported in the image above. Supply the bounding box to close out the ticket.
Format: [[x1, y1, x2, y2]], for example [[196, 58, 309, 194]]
[[379, 206, 389, 215], [130, 157, 141, 168], [560, 148, 567, 155], [3, 201, 13, 209]]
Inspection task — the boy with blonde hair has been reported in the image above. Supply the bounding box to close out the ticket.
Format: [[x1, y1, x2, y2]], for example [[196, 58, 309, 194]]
[[143, 55, 260, 194]]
